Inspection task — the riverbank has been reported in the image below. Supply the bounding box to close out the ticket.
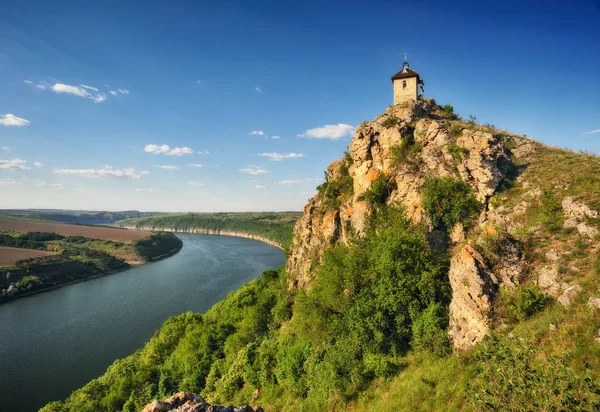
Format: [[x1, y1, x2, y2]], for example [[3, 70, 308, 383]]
[[117, 225, 285, 251], [0, 232, 182, 303]]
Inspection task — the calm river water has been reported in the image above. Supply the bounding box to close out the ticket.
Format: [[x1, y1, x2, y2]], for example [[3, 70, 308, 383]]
[[0, 234, 286, 412]]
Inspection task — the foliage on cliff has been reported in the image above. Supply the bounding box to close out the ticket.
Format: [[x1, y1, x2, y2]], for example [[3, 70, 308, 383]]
[[115, 212, 302, 252]]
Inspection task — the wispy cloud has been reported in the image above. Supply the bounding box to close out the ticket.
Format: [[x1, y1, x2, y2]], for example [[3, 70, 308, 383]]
[[277, 180, 303, 185], [34, 162, 44, 167], [187, 163, 203, 168], [79, 84, 99, 92], [197, 150, 209, 155], [255, 185, 266, 189], [259, 152, 305, 161], [255, 86, 262, 93], [0, 178, 22, 187], [299, 123, 355, 140], [583, 129, 600, 135], [270, 135, 280, 139], [38, 182, 63, 188], [144, 144, 193, 156], [153, 165, 178, 170], [188, 181, 204, 186], [117, 89, 130, 95], [109, 90, 118, 96], [135, 188, 159, 192], [24, 80, 33, 85], [249, 130, 264, 136], [239, 165, 268, 175], [53, 166, 148, 179], [1, 146, 8, 151], [0, 158, 30, 171], [0, 114, 30, 127], [51, 83, 107, 103]]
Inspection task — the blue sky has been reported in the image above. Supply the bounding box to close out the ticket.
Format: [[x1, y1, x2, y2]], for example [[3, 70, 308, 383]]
[[1, 0, 599, 212]]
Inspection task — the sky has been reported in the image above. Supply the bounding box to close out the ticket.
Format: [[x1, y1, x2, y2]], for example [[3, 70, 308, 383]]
[[1, 0, 599, 212]]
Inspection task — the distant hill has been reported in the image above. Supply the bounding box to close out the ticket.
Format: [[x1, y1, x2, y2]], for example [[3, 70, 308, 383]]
[[0, 209, 163, 225], [115, 211, 303, 251]]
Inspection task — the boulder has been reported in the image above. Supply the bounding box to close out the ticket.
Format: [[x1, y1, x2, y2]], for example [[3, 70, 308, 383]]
[[562, 196, 599, 219], [536, 265, 562, 297], [557, 285, 582, 308], [448, 245, 498, 351], [588, 297, 600, 311]]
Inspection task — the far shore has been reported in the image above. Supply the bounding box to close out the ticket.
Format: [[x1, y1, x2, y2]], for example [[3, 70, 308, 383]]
[[115, 225, 286, 251]]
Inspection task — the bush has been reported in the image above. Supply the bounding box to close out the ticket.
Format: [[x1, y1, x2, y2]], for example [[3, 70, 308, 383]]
[[381, 116, 400, 128], [500, 285, 548, 322], [359, 174, 396, 207], [391, 138, 422, 167], [421, 177, 481, 232], [446, 145, 469, 163]]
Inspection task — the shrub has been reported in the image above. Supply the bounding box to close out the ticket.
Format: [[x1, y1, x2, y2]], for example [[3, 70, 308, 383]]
[[468, 114, 477, 125], [381, 116, 400, 128], [421, 177, 481, 232], [500, 285, 548, 322], [359, 174, 396, 207], [446, 144, 469, 164], [442, 104, 454, 115], [391, 138, 422, 167]]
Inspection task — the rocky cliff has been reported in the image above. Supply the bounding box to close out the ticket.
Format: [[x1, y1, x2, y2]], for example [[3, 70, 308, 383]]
[[286, 99, 542, 350], [142, 392, 263, 412]]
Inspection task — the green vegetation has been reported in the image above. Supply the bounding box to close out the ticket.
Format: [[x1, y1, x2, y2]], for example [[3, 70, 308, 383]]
[[358, 174, 396, 207], [116, 212, 301, 252], [498, 286, 548, 322], [381, 116, 400, 128], [447, 144, 469, 164], [0, 231, 182, 301], [317, 163, 354, 210], [0, 209, 161, 224], [390, 137, 422, 167], [43, 206, 451, 411], [422, 177, 481, 232]]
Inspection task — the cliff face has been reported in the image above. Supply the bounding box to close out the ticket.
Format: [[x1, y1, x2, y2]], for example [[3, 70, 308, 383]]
[[286, 99, 535, 350]]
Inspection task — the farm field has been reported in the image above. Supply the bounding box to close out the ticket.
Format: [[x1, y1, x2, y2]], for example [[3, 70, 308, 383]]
[[0, 220, 151, 242], [0, 247, 55, 267]]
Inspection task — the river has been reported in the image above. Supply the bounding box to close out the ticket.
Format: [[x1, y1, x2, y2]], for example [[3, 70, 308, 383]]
[[0, 234, 286, 412]]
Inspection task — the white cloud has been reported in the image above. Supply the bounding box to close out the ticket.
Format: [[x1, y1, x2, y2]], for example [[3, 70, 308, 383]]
[[255, 86, 262, 93], [24, 80, 33, 84], [299, 123, 355, 140], [34, 162, 43, 167], [196, 80, 202, 84], [188, 181, 204, 186], [0, 158, 30, 171], [187, 163, 203, 168], [117, 89, 130, 95], [197, 150, 209, 155], [153, 165, 178, 170], [271, 135, 280, 139], [109, 90, 118, 96], [53, 166, 148, 179], [249, 130, 264, 136], [38, 182, 63, 188], [277, 180, 302, 185], [255, 185, 266, 189], [51, 83, 107, 103], [135, 188, 159, 192], [144, 144, 193, 156], [239, 165, 268, 175], [0, 146, 8, 151], [0, 114, 30, 126], [0, 178, 21, 187], [79, 84, 99, 92], [583, 129, 600, 135], [36, 84, 48, 90], [259, 152, 305, 161]]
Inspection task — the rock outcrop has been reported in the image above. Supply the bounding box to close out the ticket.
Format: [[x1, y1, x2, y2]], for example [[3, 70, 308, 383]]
[[142, 392, 263, 412], [285, 98, 536, 350]]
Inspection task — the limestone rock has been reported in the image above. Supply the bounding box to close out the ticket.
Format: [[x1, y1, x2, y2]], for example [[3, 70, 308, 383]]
[[576, 222, 599, 238], [562, 196, 599, 219], [511, 142, 537, 159], [536, 265, 562, 298], [588, 297, 600, 311], [450, 221, 465, 243], [7, 284, 15, 295], [141, 393, 263, 412], [448, 245, 498, 351], [557, 285, 582, 308]]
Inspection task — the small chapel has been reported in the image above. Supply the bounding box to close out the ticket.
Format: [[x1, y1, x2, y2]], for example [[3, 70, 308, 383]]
[[391, 56, 424, 105]]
